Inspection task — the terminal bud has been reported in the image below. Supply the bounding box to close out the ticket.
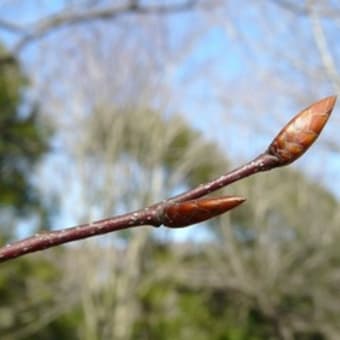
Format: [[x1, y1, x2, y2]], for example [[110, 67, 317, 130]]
[[268, 96, 336, 166]]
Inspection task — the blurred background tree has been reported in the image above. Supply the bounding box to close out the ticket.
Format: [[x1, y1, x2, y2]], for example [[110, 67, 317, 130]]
[[0, 46, 47, 240], [0, 1, 340, 339], [0, 46, 79, 339]]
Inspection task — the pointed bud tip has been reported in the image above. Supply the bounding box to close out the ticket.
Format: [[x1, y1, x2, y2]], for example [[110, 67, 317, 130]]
[[268, 95, 337, 166], [324, 95, 337, 107], [163, 196, 246, 228], [225, 196, 246, 205], [312, 95, 337, 115]]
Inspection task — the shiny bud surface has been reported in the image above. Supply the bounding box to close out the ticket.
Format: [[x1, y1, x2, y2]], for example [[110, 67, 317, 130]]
[[268, 96, 336, 166], [163, 196, 245, 228]]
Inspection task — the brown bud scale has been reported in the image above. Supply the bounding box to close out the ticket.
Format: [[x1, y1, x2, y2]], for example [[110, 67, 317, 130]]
[[163, 196, 245, 228], [268, 96, 336, 165]]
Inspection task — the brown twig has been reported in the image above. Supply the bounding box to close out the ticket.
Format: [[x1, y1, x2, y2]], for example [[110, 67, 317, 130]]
[[0, 96, 336, 262]]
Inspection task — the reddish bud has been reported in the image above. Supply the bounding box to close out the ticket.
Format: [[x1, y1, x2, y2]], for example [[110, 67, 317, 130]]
[[163, 196, 245, 228], [268, 96, 336, 166]]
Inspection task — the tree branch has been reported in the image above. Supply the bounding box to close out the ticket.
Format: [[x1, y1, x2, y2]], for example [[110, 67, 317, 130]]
[[307, 2, 340, 93], [0, 96, 336, 263], [272, 0, 340, 18], [0, 19, 27, 35], [0, 0, 198, 63]]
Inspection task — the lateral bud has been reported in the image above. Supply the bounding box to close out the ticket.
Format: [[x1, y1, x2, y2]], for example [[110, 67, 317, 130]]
[[267, 96, 336, 166], [163, 196, 246, 228]]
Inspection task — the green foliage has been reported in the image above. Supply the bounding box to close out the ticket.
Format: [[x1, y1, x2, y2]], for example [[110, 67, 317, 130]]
[[0, 49, 49, 243], [134, 245, 272, 340], [87, 107, 228, 187], [0, 57, 48, 217], [0, 255, 79, 340], [229, 166, 337, 232], [0, 48, 63, 339]]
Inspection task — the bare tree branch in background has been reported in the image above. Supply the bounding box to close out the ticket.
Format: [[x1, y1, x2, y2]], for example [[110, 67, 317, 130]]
[[307, 1, 340, 93], [0, 0, 198, 63], [196, 0, 340, 164], [272, 0, 340, 17]]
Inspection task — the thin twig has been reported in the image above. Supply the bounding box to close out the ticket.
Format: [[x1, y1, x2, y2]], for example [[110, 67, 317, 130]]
[[0, 95, 336, 262]]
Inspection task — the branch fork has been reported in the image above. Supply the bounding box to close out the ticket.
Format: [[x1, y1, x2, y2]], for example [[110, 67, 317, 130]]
[[0, 96, 336, 262]]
